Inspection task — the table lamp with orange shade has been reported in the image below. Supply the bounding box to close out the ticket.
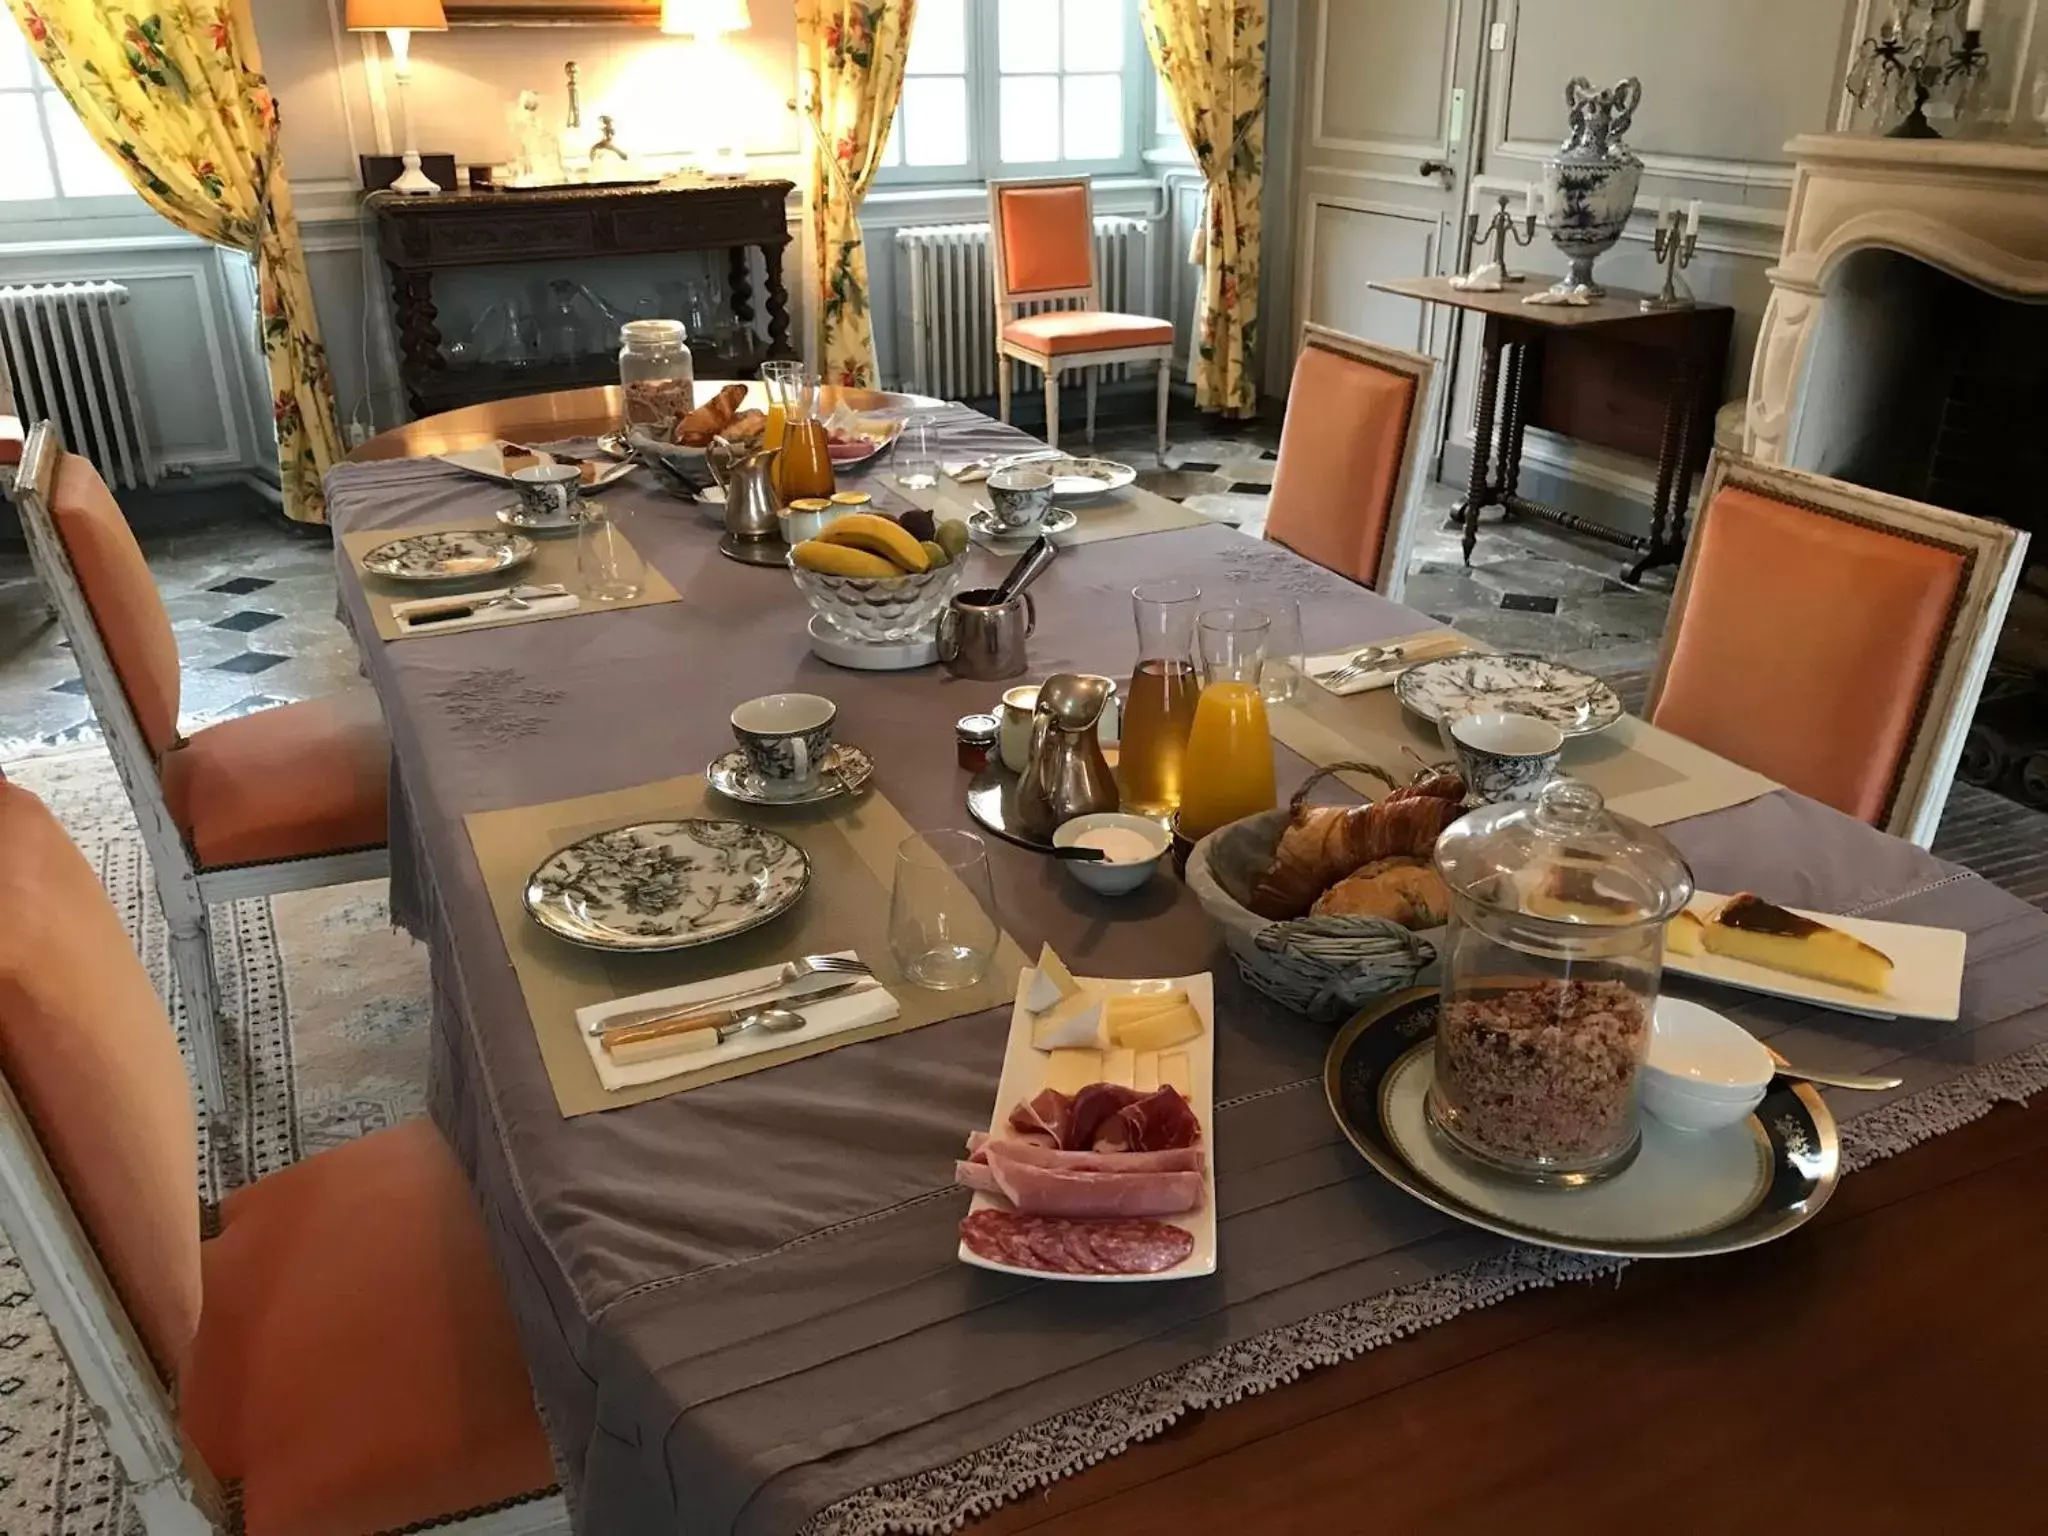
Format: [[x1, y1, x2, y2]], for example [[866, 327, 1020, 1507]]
[[662, 0, 752, 178], [346, 0, 449, 195]]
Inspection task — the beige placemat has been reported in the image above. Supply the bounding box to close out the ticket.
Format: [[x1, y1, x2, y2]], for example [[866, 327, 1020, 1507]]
[[466, 776, 1029, 1117], [342, 520, 680, 641], [881, 471, 1212, 546], [1271, 646, 1779, 828]]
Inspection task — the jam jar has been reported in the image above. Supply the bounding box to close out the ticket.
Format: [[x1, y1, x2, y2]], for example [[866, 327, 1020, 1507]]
[[1427, 778, 1693, 1186]]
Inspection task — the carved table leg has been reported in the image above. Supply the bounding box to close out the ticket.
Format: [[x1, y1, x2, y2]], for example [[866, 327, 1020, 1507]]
[[762, 236, 795, 363], [387, 264, 441, 419], [1630, 342, 1697, 584], [1458, 319, 1503, 565], [728, 245, 756, 367], [1496, 341, 1530, 514]]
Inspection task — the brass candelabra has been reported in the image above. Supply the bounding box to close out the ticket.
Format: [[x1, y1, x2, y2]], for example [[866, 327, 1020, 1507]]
[[1641, 216, 1699, 314], [1464, 194, 1538, 285]]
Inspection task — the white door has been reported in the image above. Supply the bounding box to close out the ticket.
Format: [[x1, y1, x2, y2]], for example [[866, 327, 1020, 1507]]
[[1287, 0, 1493, 368]]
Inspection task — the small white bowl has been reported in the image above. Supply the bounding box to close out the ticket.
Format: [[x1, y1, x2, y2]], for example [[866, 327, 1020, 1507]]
[[1640, 996, 1775, 1132], [1052, 813, 1171, 896]]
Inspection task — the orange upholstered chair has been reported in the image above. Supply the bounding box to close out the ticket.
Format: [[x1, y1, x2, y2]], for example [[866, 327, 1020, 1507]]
[[1647, 455, 2027, 846], [0, 782, 564, 1536], [1263, 324, 1437, 596], [12, 423, 390, 1118], [988, 178, 1176, 459]]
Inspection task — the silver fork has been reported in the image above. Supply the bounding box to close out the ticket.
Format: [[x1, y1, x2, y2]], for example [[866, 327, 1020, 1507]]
[[585, 953, 872, 1036], [1321, 643, 1414, 689]]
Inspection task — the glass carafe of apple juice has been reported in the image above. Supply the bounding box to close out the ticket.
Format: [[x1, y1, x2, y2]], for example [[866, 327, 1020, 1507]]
[[779, 370, 837, 502], [1176, 607, 1279, 842], [1119, 580, 1203, 822], [759, 360, 798, 496]]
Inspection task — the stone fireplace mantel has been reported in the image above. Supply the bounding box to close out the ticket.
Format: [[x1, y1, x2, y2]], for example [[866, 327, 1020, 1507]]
[[1745, 134, 2048, 465]]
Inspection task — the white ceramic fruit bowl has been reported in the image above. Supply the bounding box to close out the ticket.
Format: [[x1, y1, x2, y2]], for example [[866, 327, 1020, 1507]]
[[788, 554, 967, 644]]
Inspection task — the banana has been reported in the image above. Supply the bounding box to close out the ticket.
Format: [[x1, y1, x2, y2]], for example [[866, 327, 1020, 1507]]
[[817, 512, 930, 573], [792, 539, 900, 579]]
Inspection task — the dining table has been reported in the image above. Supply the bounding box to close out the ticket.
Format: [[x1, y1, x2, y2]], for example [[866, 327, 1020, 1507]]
[[327, 388, 2048, 1535]]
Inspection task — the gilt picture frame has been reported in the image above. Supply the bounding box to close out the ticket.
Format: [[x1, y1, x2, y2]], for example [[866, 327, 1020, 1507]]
[[444, 0, 659, 22]]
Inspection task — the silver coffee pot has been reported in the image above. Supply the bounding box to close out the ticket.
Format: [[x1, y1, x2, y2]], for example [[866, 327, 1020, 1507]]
[[1015, 673, 1120, 840]]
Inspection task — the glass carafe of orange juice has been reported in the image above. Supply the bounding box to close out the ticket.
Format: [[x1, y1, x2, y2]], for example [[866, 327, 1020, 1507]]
[[1177, 607, 1279, 842], [779, 370, 837, 502], [759, 360, 798, 497], [1119, 580, 1202, 822]]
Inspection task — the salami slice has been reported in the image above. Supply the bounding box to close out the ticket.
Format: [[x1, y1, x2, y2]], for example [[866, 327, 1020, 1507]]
[[960, 1210, 1195, 1276]]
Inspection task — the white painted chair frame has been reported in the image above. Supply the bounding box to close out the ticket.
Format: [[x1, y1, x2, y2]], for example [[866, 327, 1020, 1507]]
[[1268, 322, 1440, 602], [0, 1073, 569, 1535], [13, 422, 390, 1121], [1646, 452, 2028, 848], [987, 176, 1175, 461]]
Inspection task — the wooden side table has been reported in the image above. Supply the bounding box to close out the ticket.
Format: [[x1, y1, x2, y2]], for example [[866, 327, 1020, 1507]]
[[1371, 276, 1732, 581], [369, 180, 798, 418]]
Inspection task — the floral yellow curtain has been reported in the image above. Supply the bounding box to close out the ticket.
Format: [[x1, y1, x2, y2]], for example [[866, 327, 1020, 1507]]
[[796, 0, 917, 387], [6, 0, 344, 523], [1143, 0, 1267, 417]]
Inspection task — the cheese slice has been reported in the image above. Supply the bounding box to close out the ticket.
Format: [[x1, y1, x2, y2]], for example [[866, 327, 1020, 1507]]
[[1100, 1047, 1136, 1088], [1702, 893, 1894, 994], [1031, 990, 1107, 1050], [1110, 1001, 1204, 1053], [1043, 1048, 1102, 1096], [1024, 943, 1083, 1014], [1132, 1052, 1160, 1093], [1665, 908, 1706, 957], [1157, 1050, 1192, 1096], [1101, 991, 1190, 1035]]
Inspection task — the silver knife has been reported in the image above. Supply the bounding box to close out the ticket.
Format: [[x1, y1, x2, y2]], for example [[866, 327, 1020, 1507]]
[[595, 974, 875, 1037]]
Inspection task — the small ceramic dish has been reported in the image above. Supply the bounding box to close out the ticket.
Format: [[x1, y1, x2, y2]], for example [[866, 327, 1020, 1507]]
[[1640, 996, 1774, 1132], [1052, 813, 1172, 896]]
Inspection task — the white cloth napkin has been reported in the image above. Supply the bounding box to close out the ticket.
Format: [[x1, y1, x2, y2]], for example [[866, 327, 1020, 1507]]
[[1303, 633, 1470, 697], [575, 950, 900, 1092], [1450, 262, 1506, 292], [1523, 286, 1594, 308], [391, 585, 580, 636]]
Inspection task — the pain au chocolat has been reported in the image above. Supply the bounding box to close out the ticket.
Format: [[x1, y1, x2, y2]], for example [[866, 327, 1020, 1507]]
[[1697, 892, 1894, 994]]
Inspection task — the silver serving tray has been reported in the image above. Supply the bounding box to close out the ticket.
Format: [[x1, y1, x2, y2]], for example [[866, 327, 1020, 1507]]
[[1323, 989, 1840, 1259]]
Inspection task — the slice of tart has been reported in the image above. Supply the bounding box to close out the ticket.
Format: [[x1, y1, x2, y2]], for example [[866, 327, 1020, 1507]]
[[1700, 892, 1894, 994], [1665, 907, 1706, 957]]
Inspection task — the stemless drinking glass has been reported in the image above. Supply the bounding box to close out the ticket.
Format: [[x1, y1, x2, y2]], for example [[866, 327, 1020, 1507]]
[[577, 501, 646, 602], [1176, 607, 1279, 842], [888, 829, 1000, 990], [1257, 598, 1305, 705], [1120, 580, 1202, 822], [895, 413, 940, 492]]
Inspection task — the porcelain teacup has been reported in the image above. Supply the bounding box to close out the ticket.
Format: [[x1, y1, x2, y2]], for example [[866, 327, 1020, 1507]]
[[731, 693, 837, 797], [1450, 711, 1564, 804], [512, 462, 584, 519], [987, 465, 1054, 531]]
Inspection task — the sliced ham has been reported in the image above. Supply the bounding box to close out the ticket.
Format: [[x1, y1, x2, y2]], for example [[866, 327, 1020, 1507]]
[[953, 1160, 1002, 1196], [979, 1158, 1202, 1219], [959, 1210, 1194, 1276], [966, 1135, 1205, 1175]]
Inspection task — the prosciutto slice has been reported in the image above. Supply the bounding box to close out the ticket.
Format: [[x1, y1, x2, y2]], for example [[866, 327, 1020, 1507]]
[[954, 1154, 1202, 1218], [1093, 1085, 1202, 1153], [964, 1133, 1204, 1175], [1003, 1084, 1203, 1153], [1007, 1087, 1074, 1148]]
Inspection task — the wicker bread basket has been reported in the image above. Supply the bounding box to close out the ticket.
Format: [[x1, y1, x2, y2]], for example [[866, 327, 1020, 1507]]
[[1184, 761, 1439, 1022]]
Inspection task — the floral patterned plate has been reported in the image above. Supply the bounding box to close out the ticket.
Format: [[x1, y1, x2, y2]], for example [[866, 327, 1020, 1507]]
[[523, 819, 811, 953], [361, 529, 536, 584], [999, 454, 1137, 502], [1393, 653, 1624, 737]]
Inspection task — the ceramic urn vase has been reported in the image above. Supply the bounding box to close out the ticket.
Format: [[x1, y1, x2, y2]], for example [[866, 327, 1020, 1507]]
[[1540, 75, 1644, 297]]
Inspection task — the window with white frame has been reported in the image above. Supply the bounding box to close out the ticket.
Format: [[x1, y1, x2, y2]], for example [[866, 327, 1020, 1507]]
[[878, 0, 1149, 184], [0, 20, 137, 213]]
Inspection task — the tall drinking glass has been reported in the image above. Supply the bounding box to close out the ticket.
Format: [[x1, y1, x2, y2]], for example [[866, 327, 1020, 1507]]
[[759, 360, 800, 496], [1259, 598, 1305, 705], [1119, 580, 1203, 822], [895, 413, 940, 493], [1176, 607, 1279, 841], [889, 830, 1000, 990], [577, 501, 645, 602]]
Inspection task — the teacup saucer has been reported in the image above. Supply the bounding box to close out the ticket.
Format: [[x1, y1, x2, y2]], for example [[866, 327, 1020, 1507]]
[[968, 505, 1078, 546], [706, 744, 875, 806], [497, 498, 594, 533]]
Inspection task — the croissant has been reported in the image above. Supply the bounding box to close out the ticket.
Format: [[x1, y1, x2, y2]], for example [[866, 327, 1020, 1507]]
[[1247, 791, 1463, 920], [1310, 857, 1452, 928], [675, 383, 749, 447]]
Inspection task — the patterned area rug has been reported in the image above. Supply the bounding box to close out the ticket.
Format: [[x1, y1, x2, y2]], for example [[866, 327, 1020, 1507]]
[[0, 747, 429, 1536]]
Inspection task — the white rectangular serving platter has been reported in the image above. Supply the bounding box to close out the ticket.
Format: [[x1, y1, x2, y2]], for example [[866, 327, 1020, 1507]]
[[437, 445, 635, 490], [1664, 891, 1965, 1022], [958, 970, 1217, 1283]]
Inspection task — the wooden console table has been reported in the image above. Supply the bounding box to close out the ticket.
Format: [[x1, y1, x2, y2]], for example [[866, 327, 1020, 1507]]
[[1373, 276, 1732, 581], [368, 180, 798, 418]]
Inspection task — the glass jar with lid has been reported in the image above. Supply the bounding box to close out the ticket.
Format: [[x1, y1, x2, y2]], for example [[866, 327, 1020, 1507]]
[[1427, 778, 1693, 1186], [618, 319, 695, 435]]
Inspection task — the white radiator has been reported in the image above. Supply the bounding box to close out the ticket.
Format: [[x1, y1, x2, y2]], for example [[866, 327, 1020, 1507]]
[[0, 282, 155, 489], [897, 217, 1155, 399]]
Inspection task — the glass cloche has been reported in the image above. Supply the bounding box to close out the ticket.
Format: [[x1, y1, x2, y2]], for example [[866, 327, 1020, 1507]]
[[1427, 778, 1694, 1186]]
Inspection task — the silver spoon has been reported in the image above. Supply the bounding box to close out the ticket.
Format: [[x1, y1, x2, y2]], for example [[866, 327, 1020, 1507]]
[[1774, 1062, 1903, 1092], [699, 1005, 814, 1049]]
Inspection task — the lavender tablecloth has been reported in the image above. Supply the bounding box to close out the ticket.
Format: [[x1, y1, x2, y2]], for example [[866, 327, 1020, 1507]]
[[326, 412, 2048, 1536]]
